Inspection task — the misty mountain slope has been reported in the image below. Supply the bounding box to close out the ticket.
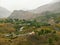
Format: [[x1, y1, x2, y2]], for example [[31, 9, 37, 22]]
[[8, 10, 39, 20], [0, 7, 11, 18], [31, 2, 60, 13], [9, 2, 60, 20]]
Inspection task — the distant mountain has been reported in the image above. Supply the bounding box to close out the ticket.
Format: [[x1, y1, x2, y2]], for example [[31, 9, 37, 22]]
[[0, 7, 11, 18], [31, 2, 60, 13], [9, 1, 60, 20], [8, 10, 38, 20]]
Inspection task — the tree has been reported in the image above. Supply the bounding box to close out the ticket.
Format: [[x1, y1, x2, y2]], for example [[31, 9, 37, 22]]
[[48, 38, 54, 45]]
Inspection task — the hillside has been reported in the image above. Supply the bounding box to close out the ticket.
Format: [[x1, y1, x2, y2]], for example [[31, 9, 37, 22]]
[[8, 10, 39, 20], [8, 2, 60, 20], [31, 2, 60, 13], [0, 0, 60, 45], [0, 7, 11, 18], [0, 18, 60, 45]]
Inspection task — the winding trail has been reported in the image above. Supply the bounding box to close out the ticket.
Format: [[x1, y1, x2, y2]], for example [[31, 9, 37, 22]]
[[4, 26, 35, 37]]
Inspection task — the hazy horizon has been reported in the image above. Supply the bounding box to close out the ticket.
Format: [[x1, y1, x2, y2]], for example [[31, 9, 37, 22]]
[[0, 0, 60, 12], [0, 0, 53, 12]]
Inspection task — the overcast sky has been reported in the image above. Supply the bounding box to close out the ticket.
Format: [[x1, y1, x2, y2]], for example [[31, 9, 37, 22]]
[[0, 0, 54, 11]]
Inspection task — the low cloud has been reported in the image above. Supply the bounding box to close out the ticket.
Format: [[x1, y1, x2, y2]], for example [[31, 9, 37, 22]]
[[54, 0, 60, 2]]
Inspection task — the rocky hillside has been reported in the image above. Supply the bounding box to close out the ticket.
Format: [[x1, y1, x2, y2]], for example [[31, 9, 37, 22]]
[[9, 10, 39, 20]]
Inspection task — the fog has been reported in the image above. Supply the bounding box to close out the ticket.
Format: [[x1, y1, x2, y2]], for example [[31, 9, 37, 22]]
[[0, 0, 53, 11]]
